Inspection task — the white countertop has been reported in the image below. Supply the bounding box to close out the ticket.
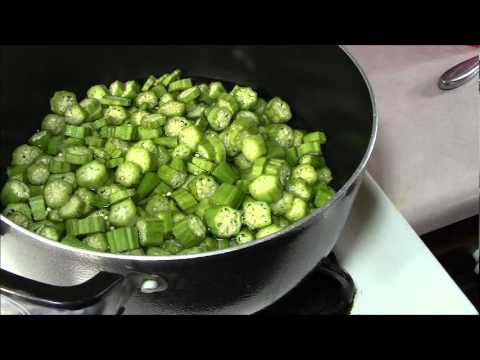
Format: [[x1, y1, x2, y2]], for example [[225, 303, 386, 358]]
[[345, 45, 479, 235], [335, 173, 478, 315]]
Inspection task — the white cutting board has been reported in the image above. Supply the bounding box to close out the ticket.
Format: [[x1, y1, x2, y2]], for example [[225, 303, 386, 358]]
[[335, 173, 478, 315], [345, 45, 479, 235]]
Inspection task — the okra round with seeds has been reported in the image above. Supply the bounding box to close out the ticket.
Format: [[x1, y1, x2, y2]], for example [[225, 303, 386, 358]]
[[12, 144, 42, 167], [135, 91, 158, 110], [188, 174, 218, 201], [74, 188, 97, 216], [217, 93, 239, 114], [145, 194, 171, 216], [64, 104, 87, 125], [104, 106, 128, 126], [6, 211, 31, 227], [87, 85, 109, 100], [231, 86, 258, 110], [75, 160, 108, 189], [164, 116, 190, 137], [44, 179, 72, 209], [4, 204, 32, 222], [242, 200, 272, 230], [42, 114, 66, 135], [83, 233, 108, 252], [115, 161, 143, 188], [291, 164, 318, 185], [108, 198, 137, 227], [26, 163, 50, 185], [158, 92, 175, 105], [264, 97, 292, 123], [50, 91, 77, 116], [284, 197, 309, 222], [317, 167, 333, 184], [271, 192, 295, 216], [287, 178, 312, 201], [205, 206, 242, 238], [206, 106, 232, 131], [172, 143, 193, 160], [158, 101, 186, 117], [234, 228, 255, 244], [29, 130, 52, 151], [266, 124, 294, 148]]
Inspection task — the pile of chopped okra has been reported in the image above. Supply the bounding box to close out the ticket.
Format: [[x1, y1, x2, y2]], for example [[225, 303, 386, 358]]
[[0, 69, 336, 255]]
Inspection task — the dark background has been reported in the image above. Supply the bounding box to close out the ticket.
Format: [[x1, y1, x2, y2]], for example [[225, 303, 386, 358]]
[[421, 216, 479, 311]]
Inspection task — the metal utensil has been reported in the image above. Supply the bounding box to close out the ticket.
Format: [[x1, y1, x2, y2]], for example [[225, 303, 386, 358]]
[[438, 56, 479, 90]]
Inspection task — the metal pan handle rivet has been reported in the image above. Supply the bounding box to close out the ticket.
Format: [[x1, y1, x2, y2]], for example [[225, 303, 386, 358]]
[[140, 277, 168, 294]]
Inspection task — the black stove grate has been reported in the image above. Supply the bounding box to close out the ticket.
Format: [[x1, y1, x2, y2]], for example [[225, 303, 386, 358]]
[[258, 253, 356, 315]]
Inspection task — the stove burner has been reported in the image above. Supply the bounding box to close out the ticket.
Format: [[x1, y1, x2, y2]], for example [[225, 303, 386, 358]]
[[258, 253, 356, 315]]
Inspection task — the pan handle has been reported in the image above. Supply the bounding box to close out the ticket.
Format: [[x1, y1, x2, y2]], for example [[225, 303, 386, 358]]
[[438, 56, 479, 90], [0, 268, 132, 315]]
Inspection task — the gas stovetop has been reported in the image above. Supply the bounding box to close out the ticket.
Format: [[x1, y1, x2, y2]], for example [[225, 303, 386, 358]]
[[259, 253, 355, 315]]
